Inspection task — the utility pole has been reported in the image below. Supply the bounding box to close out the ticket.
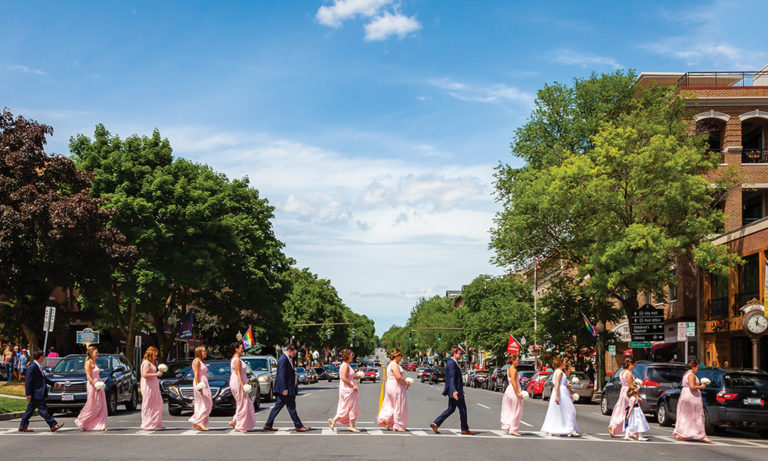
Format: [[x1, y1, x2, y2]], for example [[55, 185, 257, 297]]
[[533, 257, 539, 369]]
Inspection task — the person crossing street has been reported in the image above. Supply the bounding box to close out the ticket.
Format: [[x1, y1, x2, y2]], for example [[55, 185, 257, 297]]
[[431, 346, 475, 435]]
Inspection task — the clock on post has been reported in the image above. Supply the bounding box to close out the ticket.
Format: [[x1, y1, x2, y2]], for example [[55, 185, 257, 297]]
[[739, 299, 766, 369]]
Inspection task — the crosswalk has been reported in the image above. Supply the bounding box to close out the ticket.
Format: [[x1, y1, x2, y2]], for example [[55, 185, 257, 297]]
[[1, 425, 767, 447]]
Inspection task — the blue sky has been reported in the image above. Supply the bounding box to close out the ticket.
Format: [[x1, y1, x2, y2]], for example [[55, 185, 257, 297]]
[[2, 1, 767, 336]]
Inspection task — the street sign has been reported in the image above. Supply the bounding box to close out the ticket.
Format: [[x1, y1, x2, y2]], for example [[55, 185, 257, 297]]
[[608, 345, 616, 355], [629, 341, 652, 348], [629, 304, 664, 341], [686, 322, 696, 337], [43, 306, 56, 332], [677, 322, 687, 342], [77, 328, 100, 344]]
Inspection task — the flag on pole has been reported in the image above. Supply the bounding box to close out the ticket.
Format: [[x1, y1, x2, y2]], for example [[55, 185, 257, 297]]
[[242, 327, 255, 349], [581, 312, 599, 337], [507, 335, 520, 354]]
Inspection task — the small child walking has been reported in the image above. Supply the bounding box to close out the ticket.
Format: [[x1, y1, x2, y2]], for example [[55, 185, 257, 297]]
[[624, 385, 650, 441]]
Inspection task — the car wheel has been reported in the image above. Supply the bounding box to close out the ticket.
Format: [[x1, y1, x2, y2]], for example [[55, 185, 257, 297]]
[[656, 402, 671, 427], [704, 410, 714, 435], [125, 387, 138, 411], [169, 407, 182, 417], [252, 392, 260, 411], [600, 395, 610, 415], [107, 390, 118, 416]]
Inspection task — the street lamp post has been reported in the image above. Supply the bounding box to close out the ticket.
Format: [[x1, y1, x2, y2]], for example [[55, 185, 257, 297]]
[[595, 320, 606, 392]]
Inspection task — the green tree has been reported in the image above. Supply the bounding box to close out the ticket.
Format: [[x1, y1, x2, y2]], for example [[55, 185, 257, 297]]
[[459, 274, 533, 365], [400, 296, 462, 359]]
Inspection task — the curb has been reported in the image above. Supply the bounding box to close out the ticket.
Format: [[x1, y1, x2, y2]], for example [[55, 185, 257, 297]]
[[0, 411, 33, 421]]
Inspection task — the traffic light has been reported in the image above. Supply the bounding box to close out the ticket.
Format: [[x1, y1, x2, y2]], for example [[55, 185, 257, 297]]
[[438, 332, 442, 342], [351, 328, 355, 339], [408, 332, 412, 342]]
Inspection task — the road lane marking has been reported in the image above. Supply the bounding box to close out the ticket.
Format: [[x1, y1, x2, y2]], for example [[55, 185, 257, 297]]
[[477, 404, 490, 409], [520, 420, 533, 427], [300, 393, 312, 398], [410, 430, 428, 436], [368, 429, 384, 435], [321, 428, 333, 435], [490, 430, 512, 437], [179, 430, 197, 435]]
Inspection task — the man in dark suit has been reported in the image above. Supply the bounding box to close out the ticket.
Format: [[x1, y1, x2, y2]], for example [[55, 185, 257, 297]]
[[263, 345, 309, 432], [431, 346, 475, 435], [19, 350, 62, 432]]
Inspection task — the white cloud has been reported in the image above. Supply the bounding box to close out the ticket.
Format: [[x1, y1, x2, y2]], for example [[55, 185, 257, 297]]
[[7, 65, 47, 76], [364, 12, 421, 41], [316, 0, 392, 27], [553, 50, 623, 70], [428, 78, 534, 105], [642, 40, 768, 69]]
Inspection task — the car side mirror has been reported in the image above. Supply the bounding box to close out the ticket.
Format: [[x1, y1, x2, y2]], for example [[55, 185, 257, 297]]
[[113, 366, 126, 374]]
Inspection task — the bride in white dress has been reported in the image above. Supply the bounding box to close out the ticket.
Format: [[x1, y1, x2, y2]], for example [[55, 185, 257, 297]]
[[540, 357, 580, 437]]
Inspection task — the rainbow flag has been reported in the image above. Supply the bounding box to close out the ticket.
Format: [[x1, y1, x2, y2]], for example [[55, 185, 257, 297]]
[[582, 312, 599, 337], [242, 327, 255, 349]]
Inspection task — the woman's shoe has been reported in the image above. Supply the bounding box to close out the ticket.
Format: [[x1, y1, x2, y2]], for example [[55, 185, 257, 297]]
[[328, 418, 335, 431]]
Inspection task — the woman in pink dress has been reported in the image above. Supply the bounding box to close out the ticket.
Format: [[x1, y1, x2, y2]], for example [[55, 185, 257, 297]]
[[140, 346, 165, 431], [376, 348, 409, 432], [188, 346, 212, 431], [673, 360, 712, 443], [229, 342, 256, 432], [500, 354, 524, 436], [74, 346, 107, 431], [608, 357, 635, 437], [329, 349, 362, 432]]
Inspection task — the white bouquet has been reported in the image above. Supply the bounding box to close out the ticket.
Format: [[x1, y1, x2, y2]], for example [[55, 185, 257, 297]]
[[520, 390, 529, 399], [700, 377, 711, 386], [405, 377, 414, 385], [94, 381, 106, 391], [571, 377, 580, 384], [195, 382, 206, 391], [571, 393, 580, 402], [633, 378, 643, 387], [157, 363, 168, 373], [355, 371, 364, 378], [242, 384, 253, 393]]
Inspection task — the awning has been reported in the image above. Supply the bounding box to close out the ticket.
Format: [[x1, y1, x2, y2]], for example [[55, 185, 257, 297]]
[[651, 342, 677, 354]]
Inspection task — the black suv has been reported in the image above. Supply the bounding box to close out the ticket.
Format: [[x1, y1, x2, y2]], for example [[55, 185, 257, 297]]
[[46, 354, 139, 415], [656, 367, 768, 436], [600, 361, 685, 416]]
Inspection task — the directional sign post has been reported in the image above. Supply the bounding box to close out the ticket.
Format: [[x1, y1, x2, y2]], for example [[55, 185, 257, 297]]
[[42, 305, 56, 357], [629, 304, 665, 342]]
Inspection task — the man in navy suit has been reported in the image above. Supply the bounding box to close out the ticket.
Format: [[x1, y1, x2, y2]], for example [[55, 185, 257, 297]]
[[19, 350, 62, 432], [263, 345, 309, 432], [431, 346, 475, 435]]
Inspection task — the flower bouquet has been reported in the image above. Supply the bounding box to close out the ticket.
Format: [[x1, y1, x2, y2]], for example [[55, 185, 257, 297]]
[[355, 371, 364, 379], [633, 378, 643, 387], [157, 364, 168, 373], [94, 381, 106, 391], [571, 377, 580, 384], [700, 377, 711, 386], [196, 382, 206, 391], [571, 393, 580, 402], [520, 390, 529, 399], [405, 377, 414, 385], [242, 384, 252, 393]]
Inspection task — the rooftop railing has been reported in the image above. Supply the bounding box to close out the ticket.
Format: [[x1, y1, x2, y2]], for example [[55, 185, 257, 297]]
[[678, 71, 768, 88]]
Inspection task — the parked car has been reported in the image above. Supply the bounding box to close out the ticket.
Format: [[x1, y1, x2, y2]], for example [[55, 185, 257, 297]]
[[526, 371, 553, 398], [305, 367, 318, 384], [326, 365, 340, 381], [167, 360, 260, 416], [542, 371, 593, 403], [416, 367, 427, 378], [429, 367, 446, 385], [158, 360, 192, 400], [314, 366, 327, 381], [469, 370, 489, 388], [240, 355, 278, 402], [359, 368, 378, 383], [600, 361, 685, 416], [656, 367, 768, 436], [405, 362, 417, 371], [421, 368, 434, 383], [296, 367, 308, 384], [486, 367, 501, 390], [46, 354, 138, 416]]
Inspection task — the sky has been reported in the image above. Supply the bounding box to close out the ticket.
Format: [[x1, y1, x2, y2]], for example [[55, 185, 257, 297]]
[[2, 1, 768, 335]]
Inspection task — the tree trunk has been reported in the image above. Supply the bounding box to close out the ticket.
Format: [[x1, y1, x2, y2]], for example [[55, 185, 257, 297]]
[[20, 323, 40, 355]]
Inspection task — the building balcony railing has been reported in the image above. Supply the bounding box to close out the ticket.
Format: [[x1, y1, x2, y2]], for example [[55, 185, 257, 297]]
[[742, 149, 768, 163], [678, 71, 768, 88], [708, 296, 729, 320], [736, 290, 760, 309]]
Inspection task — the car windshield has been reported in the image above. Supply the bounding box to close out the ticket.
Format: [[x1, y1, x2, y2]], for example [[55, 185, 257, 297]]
[[328, 366, 339, 371], [568, 372, 589, 380], [475, 371, 488, 376], [724, 373, 768, 389], [647, 366, 685, 383], [520, 371, 536, 379], [695, 369, 723, 387], [241, 358, 269, 371], [53, 356, 110, 373], [296, 367, 305, 373], [183, 362, 232, 379]]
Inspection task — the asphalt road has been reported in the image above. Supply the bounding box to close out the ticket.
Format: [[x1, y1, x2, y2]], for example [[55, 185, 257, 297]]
[[1, 371, 766, 460]]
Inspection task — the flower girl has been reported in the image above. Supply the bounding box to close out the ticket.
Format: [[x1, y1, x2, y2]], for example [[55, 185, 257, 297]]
[[623, 385, 650, 441]]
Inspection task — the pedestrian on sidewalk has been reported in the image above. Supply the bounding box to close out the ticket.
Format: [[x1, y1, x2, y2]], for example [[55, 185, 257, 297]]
[[376, 348, 409, 432], [74, 346, 107, 431], [608, 357, 635, 437], [673, 360, 712, 443], [500, 354, 524, 436], [264, 344, 309, 432], [229, 342, 256, 432], [189, 346, 212, 431], [139, 346, 165, 431], [540, 356, 580, 437], [3, 345, 13, 382], [623, 385, 649, 441], [18, 350, 63, 432], [47, 347, 59, 358], [431, 346, 475, 435], [329, 348, 361, 432], [12, 345, 20, 380]]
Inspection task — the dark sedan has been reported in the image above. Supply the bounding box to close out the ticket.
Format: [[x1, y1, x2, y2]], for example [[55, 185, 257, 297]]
[[325, 365, 340, 382], [469, 370, 489, 388], [656, 368, 768, 437], [45, 354, 138, 416], [420, 368, 434, 383], [158, 361, 192, 399], [429, 367, 446, 385], [314, 366, 328, 380], [166, 361, 260, 416]]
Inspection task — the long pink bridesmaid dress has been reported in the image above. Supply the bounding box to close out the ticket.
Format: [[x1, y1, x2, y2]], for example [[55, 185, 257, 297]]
[[376, 361, 408, 431], [74, 363, 107, 431], [230, 357, 256, 431], [673, 371, 707, 440], [140, 360, 165, 431], [608, 370, 631, 435], [333, 364, 361, 427], [500, 371, 524, 434], [188, 361, 212, 427]]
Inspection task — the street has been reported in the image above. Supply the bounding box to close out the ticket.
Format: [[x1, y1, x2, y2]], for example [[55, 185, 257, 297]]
[[1, 371, 766, 460]]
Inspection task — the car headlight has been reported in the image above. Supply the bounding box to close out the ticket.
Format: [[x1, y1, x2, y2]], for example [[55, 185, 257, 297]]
[[168, 386, 180, 398], [219, 387, 232, 398], [258, 376, 270, 382]]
